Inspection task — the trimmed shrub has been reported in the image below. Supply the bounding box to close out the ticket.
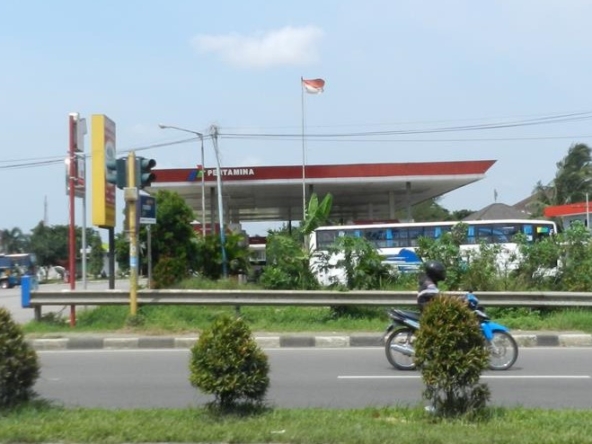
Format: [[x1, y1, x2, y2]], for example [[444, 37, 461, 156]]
[[0, 307, 40, 409], [152, 256, 188, 289], [414, 295, 490, 418], [189, 315, 269, 410]]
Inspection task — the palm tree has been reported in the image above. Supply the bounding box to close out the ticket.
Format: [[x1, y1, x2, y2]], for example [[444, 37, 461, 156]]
[[0, 227, 29, 254], [530, 143, 592, 217]]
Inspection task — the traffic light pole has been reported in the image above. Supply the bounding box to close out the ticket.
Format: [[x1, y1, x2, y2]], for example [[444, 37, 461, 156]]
[[125, 151, 139, 316]]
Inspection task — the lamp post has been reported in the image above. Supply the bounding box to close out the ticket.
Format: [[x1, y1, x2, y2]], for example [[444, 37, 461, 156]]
[[158, 124, 206, 238], [209, 125, 228, 278]]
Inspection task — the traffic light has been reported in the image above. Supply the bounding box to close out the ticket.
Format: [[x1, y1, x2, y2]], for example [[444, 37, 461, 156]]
[[106, 157, 127, 189], [136, 156, 156, 189]]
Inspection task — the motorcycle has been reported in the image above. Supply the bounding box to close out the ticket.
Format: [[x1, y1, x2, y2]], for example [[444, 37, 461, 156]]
[[383, 293, 519, 371]]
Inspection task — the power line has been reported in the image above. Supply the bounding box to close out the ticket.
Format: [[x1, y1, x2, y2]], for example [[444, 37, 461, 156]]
[[2, 110, 592, 171], [0, 135, 205, 171], [219, 111, 592, 139]]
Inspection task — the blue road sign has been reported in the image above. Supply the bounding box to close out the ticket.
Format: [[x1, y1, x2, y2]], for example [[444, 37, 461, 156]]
[[139, 194, 157, 225]]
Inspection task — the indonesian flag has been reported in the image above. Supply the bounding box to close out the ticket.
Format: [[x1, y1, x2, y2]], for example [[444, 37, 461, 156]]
[[302, 78, 325, 94]]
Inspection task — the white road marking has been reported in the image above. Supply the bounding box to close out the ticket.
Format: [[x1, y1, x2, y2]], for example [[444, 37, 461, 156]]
[[338, 375, 591, 380]]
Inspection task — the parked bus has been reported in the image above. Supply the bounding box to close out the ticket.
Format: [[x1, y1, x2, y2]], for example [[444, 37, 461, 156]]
[[309, 219, 557, 285]]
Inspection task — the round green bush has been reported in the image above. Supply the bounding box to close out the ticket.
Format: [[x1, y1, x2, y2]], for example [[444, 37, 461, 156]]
[[0, 307, 40, 409], [189, 315, 269, 410], [151, 256, 188, 289], [414, 295, 490, 418]]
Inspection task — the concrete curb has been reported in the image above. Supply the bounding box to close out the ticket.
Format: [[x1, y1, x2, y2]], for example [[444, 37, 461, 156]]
[[26, 333, 592, 351]]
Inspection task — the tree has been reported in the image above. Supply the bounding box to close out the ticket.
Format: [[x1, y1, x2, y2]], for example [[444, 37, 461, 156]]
[[531, 143, 592, 217], [88, 234, 105, 277], [114, 232, 129, 275], [0, 227, 29, 254], [300, 193, 333, 236], [194, 231, 250, 280], [403, 199, 451, 222], [149, 190, 198, 266], [28, 223, 103, 271], [396, 198, 474, 222]]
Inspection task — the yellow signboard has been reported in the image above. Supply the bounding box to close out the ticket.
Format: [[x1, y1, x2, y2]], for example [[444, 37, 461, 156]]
[[91, 115, 116, 228]]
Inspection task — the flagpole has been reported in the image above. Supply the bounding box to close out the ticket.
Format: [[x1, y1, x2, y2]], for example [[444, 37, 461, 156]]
[[301, 76, 306, 221]]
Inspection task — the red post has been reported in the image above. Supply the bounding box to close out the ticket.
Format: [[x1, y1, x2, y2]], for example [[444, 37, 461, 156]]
[[68, 114, 77, 327]]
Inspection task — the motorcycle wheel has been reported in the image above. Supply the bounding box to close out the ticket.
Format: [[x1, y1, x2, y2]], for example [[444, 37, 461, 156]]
[[487, 331, 519, 370], [385, 328, 417, 370]]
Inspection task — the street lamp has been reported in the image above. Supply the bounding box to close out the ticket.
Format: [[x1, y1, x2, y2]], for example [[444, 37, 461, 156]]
[[158, 123, 228, 278], [158, 124, 206, 238]]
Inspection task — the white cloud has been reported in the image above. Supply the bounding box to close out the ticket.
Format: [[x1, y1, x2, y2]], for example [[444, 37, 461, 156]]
[[192, 25, 323, 69]]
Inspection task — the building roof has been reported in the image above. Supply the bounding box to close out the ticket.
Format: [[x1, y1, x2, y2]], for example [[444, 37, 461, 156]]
[[149, 160, 496, 222], [463, 202, 530, 221], [544, 202, 592, 218]]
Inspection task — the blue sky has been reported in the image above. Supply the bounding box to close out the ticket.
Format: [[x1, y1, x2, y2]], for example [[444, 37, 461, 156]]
[[2, 0, 592, 236]]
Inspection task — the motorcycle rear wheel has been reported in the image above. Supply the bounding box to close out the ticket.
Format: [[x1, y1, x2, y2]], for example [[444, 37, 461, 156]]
[[385, 328, 417, 370], [487, 331, 519, 370]]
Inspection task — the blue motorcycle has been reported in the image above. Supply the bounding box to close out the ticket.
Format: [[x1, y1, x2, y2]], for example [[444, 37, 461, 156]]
[[383, 293, 519, 371]]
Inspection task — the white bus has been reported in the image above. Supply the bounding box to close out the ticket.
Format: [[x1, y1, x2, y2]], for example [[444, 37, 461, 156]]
[[309, 219, 557, 285]]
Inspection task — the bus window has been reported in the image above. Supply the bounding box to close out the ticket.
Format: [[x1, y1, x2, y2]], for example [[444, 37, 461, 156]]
[[364, 228, 388, 248], [424, 227, 436, 239], [408, 227, 424, 247], [316, 230, 337, 249], [467, 226, 476, 244], [477, 225, 493, 243], [534, 224, 553, 241], [492, 223, 519, 243], [392, 228, 408, 247], [385, 229, 393, 248], [523, 224, 534, 242]]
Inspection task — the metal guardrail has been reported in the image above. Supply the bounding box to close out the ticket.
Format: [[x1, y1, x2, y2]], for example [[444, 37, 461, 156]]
[[20, 276, 592, 320]]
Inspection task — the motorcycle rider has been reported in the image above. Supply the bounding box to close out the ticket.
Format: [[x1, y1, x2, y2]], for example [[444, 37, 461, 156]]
[[417, 260, 446, 311]]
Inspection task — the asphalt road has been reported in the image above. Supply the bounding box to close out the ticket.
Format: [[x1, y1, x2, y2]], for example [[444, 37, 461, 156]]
[[35, 347, 592, 410]]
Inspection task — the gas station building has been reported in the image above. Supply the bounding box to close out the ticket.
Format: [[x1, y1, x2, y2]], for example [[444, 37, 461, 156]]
[[147, 159, 496, 234]]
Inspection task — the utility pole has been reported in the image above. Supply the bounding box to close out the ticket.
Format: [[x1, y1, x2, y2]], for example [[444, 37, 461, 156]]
[[210, 125, 228, 278], [125, 151, 139, 315]]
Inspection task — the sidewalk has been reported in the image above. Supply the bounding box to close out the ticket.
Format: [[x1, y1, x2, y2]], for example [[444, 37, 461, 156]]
[[25, 330, 592, 351]]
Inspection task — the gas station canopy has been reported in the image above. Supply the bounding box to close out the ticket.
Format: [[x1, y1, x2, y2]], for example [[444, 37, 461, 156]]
[[147, 160, 496, 223]]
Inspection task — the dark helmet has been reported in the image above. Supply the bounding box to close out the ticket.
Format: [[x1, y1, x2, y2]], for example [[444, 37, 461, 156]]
[[424, 260, 446, 283]]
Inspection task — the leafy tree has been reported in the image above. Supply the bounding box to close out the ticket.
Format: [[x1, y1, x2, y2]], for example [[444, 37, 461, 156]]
[[260, 232, 318, 290], [395, 198, 474, 223], [402, 199, 451, 222], [149, 190, 199, 269], [300, 193, 333, 235], [320, 235, 395, 290], [115, 190, 200, 278], [415, 223, 469, 290], [28, 223, 103, 271], [531, 143, 592, 217], [451, 209, 474, 221], [88, 234, 105, 277], [555, 221, 592, 291], [114, 231, 130, 274], [195, 231, 250, 280], [0, 227, 29, 254], [28, 223, 68, 267]]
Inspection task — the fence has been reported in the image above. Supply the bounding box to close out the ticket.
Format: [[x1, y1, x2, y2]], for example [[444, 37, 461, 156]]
[[20, 277, 592, 321]]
